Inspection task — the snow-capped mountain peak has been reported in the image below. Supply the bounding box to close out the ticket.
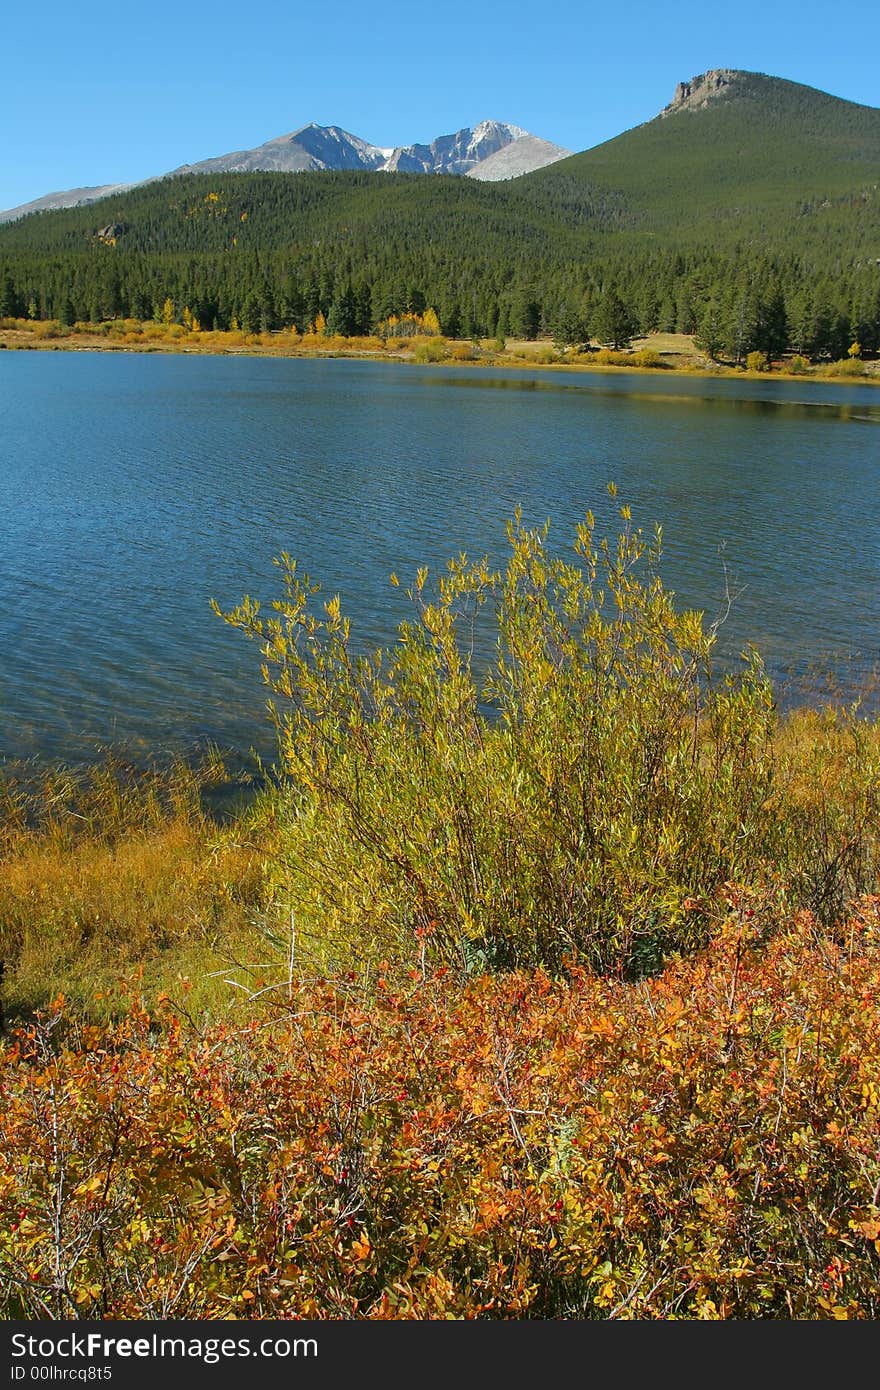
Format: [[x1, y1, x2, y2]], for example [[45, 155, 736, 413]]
[[0, 121, 571, 222]]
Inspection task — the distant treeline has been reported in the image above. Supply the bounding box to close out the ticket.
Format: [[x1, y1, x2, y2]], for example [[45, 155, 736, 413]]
[[1, 170, 878, 361]]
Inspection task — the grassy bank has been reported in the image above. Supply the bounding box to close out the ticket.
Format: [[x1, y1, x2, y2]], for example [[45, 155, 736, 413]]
[[2, 510, 879, 1318], [1, 704, 878, 1025], [2, 316, 878, 386], [0, 756, 275, 1022]]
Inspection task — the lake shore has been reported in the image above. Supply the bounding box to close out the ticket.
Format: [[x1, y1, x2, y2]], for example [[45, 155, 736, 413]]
[[3, 320, 879, 388]]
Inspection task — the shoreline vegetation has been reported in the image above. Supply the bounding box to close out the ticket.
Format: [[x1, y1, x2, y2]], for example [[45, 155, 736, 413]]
[[2, 510, 879, 1318], [2, 316, 879, 386]]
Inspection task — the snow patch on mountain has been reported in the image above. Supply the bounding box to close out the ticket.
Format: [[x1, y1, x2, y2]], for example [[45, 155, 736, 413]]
[[380, 121, 533, 174], [0, 120, 569, 221]]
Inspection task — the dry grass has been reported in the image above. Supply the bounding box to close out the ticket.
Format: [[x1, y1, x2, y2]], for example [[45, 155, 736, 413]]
[[2, 705, 879, 1024], [631, 331, 702, 361], [2, 319, 878, 383], [0, 759, 274, 1021]]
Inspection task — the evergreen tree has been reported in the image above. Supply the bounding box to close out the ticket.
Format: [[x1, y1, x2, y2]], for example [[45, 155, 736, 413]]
[[636, 286, 659, 335], [327, 284, 358, 336], [0, 269, 20, 318], [754, 282, 788, 359], [593, 289, 636, 349], [787, 291, 814, 357], [657, 296, 677, 333], [552, 307, 590, 351], [259, 291, 277, 333], [355, 283, 373, 336], [242, 293, 262, 333], [723, 291, 758, 365], [440, 299, 461, 339], [695, 301, 724, 360], [511, 293, 541, 341]]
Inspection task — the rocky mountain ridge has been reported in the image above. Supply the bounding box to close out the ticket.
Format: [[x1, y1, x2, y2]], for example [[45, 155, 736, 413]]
[[661, 69, 740, 116], [0, 120, 570, 223]]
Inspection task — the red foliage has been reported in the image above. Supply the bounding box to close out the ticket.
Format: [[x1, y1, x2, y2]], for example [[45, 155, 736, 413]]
[[1, 898, 879, 1319]]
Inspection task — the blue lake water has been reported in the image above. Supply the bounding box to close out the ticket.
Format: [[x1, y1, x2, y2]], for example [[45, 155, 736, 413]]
[[1, 351, 878, 765]]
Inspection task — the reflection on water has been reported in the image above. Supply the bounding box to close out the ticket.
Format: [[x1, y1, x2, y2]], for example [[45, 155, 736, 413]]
[[0, 353, 878, 766], [418, 366, 880, 424]]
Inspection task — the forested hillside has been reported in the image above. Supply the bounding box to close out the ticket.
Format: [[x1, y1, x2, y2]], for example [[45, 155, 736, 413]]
[[530, 70, 880, 237], [1, 71, 878, 360]]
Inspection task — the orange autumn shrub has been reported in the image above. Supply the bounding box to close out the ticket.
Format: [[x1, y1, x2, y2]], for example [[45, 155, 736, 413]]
[[449, 341, 481, 361], [2, 896, 879, 1320], [29, 320, 67, 340]]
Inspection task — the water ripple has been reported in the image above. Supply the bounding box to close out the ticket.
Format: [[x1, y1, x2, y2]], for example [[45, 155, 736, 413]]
[[0, 353, 877, 764]]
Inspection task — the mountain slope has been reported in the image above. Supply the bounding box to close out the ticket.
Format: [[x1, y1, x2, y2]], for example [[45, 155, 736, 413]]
[[1, 71, 876, 259], [467, 135, 570, 181], [524, 70, 880, 234], [171, 124, 390, 177], [0, 182, 134, 223]]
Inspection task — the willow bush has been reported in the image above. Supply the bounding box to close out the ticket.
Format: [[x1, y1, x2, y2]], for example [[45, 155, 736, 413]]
[[217, 497, 779, 977]]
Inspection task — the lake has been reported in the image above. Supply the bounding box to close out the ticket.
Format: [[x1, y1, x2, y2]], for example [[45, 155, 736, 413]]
[[1, 351, 878, 767]]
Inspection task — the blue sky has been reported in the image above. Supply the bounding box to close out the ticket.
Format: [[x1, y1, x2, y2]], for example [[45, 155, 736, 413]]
[[2, 0, 877, 210]]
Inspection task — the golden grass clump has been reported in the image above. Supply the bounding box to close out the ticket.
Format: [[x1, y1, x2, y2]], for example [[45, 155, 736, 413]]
[[0, 758, 272, 1020]]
